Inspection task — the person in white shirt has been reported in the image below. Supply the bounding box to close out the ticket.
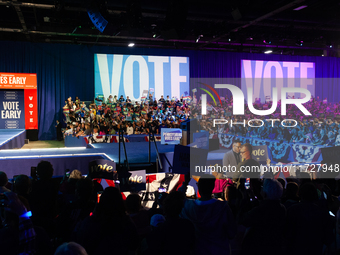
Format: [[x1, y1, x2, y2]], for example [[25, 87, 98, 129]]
[[65, 124, 74, 136], [126, 123, 134, 135], [107, 95, 113, 104]]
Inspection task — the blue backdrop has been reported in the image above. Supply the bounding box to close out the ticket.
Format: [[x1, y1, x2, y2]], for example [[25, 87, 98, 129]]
[[0, 41, 339, 140]]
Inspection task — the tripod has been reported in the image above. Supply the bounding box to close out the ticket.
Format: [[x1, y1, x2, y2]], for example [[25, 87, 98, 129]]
[[149, 131, 173, 173], [117, 130, 173, 173], [118, 129, 129, 170]]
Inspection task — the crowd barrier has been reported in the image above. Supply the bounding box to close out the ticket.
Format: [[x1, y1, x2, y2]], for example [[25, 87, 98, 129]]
[[65, 134, 162, 147]]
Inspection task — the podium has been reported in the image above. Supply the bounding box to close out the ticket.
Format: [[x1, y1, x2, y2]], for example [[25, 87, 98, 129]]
[[180, 119, 199, 145]]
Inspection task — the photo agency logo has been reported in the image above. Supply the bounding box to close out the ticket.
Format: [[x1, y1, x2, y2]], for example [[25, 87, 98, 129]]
[[197, 60, 315, 128], [201, 83, 312, 128]]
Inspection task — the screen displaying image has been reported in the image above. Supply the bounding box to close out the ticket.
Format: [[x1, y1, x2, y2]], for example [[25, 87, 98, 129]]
[[95, 54, 190, 102]]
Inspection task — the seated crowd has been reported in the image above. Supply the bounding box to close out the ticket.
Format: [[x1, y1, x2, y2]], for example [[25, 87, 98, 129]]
[[193, 95, 340, 146], [61, 94, 190, 138], [1, 159, 340, 255]]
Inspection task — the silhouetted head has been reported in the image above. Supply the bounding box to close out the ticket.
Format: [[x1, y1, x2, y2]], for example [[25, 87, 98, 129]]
[[126, 193, 141, 214], [0, 171, 8, 187], [299, 183, 318, 202], [36, 161, 54, 180], [163, 191, 185, 218], [96, 187, 125, 218], [285, 182, 299, 199], [197, 174, 216, 197], [54, 242, 87, 255], [13, 175, 31, 195], [262, 179, 283, 200]]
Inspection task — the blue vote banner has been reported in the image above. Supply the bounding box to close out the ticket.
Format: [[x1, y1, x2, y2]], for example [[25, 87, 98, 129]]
[[95, 54, 190, 102], [0, 90, 25, 129], [161, 128, 182, 145]]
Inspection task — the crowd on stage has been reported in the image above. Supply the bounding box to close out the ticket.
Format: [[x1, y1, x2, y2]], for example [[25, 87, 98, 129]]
[[191, 95, 340, 146], [60, 94, 191, 140], [59, 93, 340, 146], [1, 155, 340, 255]]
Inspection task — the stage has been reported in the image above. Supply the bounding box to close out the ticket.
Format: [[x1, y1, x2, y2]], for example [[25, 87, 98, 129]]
[[0, 129, 228, 179], [0, 141, 177, 178], [0, 129, 26, 150], [2, 129, 327, 180]]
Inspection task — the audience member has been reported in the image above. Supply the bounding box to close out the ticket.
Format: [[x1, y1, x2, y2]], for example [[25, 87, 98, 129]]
[[145, 191, 195, 255], [29, 160, 59, 237], [240, 179, 286, 255], [180, 174, 237, 255], [75, 187, 138, 254], [54, 242, 87, 255], [126, 193, 152, 238], [286, 183, 334, 255], [0, 171, 10, 193]]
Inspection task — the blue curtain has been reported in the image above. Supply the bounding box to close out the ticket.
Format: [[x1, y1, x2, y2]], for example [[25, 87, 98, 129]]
[[0, 41, 339, 140]]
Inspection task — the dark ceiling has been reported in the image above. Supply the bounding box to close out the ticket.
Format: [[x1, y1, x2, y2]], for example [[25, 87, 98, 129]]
[[0, 0, 339, 56]]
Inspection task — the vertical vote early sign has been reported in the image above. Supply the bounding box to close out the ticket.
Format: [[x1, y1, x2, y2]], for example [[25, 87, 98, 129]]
[[0, 90, 25, 129], [0, 73, 38, 130]]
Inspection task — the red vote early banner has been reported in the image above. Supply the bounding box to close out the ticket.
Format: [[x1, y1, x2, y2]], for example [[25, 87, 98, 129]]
[[0, 73, 37, 89], [0, 73, 38, 130]]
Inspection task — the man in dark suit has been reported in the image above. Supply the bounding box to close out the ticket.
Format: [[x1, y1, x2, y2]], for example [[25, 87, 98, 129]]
[[222, 140, 241, 179], [55, 120, 63, 141], [223, 140, 241, 167]]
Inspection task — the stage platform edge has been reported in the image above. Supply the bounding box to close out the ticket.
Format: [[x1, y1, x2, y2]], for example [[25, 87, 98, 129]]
[[0, 129, 26, 150]]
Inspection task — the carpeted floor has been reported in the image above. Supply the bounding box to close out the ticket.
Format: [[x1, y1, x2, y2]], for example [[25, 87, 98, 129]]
[[21, 140, 65, 149]]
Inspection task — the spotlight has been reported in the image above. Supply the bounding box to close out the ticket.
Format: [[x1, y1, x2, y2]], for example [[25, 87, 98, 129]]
[[264, 50, 272, 54], [293, 5, 307, 11], [330, 45, 333, 48], [295, 40, 303, 46], [228, 38, 231, 42], [196, 35, 203, 43], [128, 43, 135, 47]]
